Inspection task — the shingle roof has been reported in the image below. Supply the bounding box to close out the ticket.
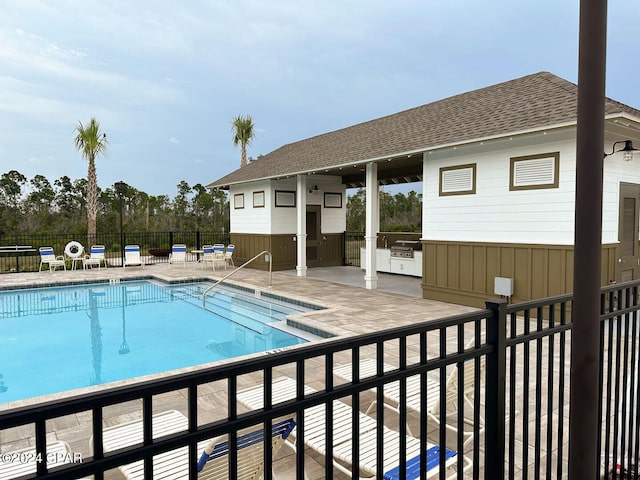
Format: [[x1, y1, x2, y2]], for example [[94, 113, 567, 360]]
[[209, 71, 640, 188]]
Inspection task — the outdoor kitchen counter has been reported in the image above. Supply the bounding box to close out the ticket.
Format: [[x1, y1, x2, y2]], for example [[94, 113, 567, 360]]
[[360, 248, 422, 277]]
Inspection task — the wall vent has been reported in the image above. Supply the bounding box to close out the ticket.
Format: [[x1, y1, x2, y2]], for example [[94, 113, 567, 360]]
[[439, 164, 476, 196], [510, 152, 560, 190]]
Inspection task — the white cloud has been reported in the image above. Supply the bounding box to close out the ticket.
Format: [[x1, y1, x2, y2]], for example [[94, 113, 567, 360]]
[[169, 137, 180, 144]]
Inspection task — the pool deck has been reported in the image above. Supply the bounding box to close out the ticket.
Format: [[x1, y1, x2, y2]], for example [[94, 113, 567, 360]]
[[0, 263, 481, 479]]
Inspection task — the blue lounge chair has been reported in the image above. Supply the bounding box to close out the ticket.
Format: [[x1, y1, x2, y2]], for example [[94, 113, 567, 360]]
[[169, 244, 187, 268], [95, 410, 296, 479], [238, 377, 468, 479], [123, 245, 143, 268], [224, 244, 235, 267], [83, 245, 107, 269], [38, 246, 66, 272]]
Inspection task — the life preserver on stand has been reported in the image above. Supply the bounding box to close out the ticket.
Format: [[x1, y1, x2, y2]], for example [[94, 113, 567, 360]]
[[64, 241, 84, 259]]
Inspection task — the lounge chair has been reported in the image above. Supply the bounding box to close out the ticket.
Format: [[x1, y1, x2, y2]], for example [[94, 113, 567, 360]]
[[123, 245, 144, 268], [169, 244, 187, 268], [94, 409, 296, 479], [0, 440, 74, 479], [38, 246, 66, 272], [237, 377, 466, 479], [83, 245, 107, 269], [333, 353, 485, 448], [224, 244, 235, 267]]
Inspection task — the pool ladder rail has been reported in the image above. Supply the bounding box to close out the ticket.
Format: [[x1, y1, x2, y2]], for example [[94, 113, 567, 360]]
[[202, 250, 272, 307]]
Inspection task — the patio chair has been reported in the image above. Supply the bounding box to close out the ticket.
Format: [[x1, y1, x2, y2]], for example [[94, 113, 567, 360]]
[[169, 243, 188, 268], [123, 245, 144, 268], [224, 244, 235, 267], [94, 409, 296, 480], [83, 245, 107, 269], [0, 440, 74, 479], [38, 246, 66, 272], [333, 344, 485, 448], [203, 244, 225, 271], [237, 377, 467, 479]]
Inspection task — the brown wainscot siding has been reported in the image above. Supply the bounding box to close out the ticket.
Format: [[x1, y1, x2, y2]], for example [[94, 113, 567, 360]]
[[421, 240, 618, 308], [319, 233, 345, 266], [230, 233, 344, 271]]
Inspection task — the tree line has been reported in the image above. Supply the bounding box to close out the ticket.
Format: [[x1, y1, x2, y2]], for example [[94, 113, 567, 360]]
[[0, 169, 422, 236], [346, 188, 422, 232], [0, 169, 229, 236]]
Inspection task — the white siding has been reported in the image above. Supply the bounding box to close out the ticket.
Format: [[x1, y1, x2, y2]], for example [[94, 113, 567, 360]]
[[229, 181, 272, 234], [231, 176, 346, 235], [271, 178, 298, 234], [423, 135, 577, 245]]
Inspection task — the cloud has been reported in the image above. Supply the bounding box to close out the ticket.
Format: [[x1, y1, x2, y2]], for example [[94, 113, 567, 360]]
[[169, 137, 180, 144]]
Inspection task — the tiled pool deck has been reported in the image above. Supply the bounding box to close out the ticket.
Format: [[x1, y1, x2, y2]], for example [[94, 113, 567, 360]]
[[0, 263, 502, 479]]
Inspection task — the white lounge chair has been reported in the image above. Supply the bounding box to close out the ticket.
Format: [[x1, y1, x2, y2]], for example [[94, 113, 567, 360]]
[[0, 440, 74, 479], [333, 353, 485, 448], [224, 244, 235, 267], [94, 409, 296, 479], [83, 245, 107, 269], [169, 244, 187, 268], [123, 245, 144, 268], [237, 377, 466, 479], [38, 246, 66, 272]]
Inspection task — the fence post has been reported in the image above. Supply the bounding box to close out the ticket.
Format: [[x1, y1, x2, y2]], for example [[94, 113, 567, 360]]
[[196, 231, 201, 250], [342, 231, 347, 266], [169, 231, 174, 248], [485, 298, 507, 479]]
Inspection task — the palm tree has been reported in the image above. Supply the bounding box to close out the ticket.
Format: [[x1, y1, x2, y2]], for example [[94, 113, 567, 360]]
[[74, 117, 108, 246], [231, 115, 255, 167]]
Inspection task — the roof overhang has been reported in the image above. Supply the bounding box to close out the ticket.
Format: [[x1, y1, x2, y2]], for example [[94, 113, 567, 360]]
[[207, 120, 580, 190]]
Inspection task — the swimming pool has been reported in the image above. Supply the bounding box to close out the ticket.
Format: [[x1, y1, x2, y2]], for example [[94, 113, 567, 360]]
[[0, 281, 315, 405]]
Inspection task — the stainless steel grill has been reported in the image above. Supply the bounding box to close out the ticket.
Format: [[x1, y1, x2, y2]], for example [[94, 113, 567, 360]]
[[390, 240, 422, 258]]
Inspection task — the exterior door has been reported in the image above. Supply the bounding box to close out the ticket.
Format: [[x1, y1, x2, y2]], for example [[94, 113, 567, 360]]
[[618, 183, 640, 282], [306, 205, 321, 267]]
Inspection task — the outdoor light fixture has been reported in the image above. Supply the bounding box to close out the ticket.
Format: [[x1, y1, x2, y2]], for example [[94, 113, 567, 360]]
[[604, 140, 638, 161], [308, 185, 319, 194]]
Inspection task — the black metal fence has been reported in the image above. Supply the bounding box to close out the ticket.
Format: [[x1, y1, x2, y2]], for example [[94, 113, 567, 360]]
[[0, 279, 639, 478], [0, 231, 230, 272], [344, 231, 365, 267]]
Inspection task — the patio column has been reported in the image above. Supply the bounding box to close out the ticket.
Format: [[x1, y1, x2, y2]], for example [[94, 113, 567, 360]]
[[364, 162, 379, 289], [422, 153, 428, 238], [296, 175, 308, 277]]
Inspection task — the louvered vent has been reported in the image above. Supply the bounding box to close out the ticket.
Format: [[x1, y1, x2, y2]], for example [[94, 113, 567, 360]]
[[440, 166, 475, 194], [510, 153, 559, 190]]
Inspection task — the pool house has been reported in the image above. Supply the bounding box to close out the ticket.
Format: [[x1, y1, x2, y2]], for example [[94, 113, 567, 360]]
[[208, 71, 640, 308]]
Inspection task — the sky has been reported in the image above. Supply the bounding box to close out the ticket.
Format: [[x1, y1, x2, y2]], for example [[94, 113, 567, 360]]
[[1, 0, 639, 198]]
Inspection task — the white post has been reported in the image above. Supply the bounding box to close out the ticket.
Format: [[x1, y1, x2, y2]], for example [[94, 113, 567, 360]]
[[364, 162, 378, 289], [422, 153, 428, 238], [296, 175, 308, 277]]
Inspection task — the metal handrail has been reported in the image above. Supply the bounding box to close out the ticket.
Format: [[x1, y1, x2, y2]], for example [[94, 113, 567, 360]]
[[201, 250, 272, 306]]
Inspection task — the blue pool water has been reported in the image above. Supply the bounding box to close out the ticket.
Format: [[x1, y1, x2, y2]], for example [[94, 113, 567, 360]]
[[0, 281, 312, 404]]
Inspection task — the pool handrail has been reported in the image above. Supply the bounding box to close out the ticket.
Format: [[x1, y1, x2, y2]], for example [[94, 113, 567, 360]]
[[202, 250, 272, 306]]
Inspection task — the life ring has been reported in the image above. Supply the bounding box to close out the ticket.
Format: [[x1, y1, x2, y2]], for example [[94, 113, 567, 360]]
[[64, 241, 84, 259]]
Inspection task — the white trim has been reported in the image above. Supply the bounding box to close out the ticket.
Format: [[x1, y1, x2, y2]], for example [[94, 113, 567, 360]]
[[296, 175, 307, 277]]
